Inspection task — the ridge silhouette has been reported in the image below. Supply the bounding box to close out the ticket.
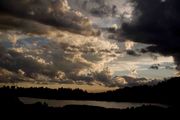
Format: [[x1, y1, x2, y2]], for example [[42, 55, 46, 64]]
[[0, 77, 179, 115]]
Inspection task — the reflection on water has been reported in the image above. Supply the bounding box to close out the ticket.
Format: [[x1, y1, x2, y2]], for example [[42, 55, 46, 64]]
[[19, 97, 167, 109]]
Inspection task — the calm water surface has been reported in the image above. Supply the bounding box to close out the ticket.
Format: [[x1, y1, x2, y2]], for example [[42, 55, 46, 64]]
[[19, 97, 167, 109]]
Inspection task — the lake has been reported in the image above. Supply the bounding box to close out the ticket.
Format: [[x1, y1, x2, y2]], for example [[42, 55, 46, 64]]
[[19, 97, 168, 109]]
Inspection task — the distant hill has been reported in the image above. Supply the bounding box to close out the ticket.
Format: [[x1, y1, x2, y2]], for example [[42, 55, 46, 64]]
[[0, 77, 179, 115], [104, 77, 180, 105], [0, 77, 179, 105]]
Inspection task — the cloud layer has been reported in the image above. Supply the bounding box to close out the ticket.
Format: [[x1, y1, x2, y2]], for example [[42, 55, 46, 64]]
[[0, 0, 177, 88], [0, 25, 125, 86], [122, 0, 180, 70], [0, 0, 97, 35]]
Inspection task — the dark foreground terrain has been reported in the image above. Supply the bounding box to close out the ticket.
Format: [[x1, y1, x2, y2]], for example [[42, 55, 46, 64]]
[[0, 77, 180, 117]]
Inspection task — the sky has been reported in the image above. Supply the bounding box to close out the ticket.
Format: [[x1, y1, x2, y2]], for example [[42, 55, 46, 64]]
[[0, 0, 179, 92]]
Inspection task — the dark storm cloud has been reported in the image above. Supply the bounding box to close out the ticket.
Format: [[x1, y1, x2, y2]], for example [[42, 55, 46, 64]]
[[122, 0, 180, 69], [0, 13, 53, 34], [149, 64, 160, 70], [88, 0, 116, 17], [0, 0, 95, 35], [126, 50, 140, 56]]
